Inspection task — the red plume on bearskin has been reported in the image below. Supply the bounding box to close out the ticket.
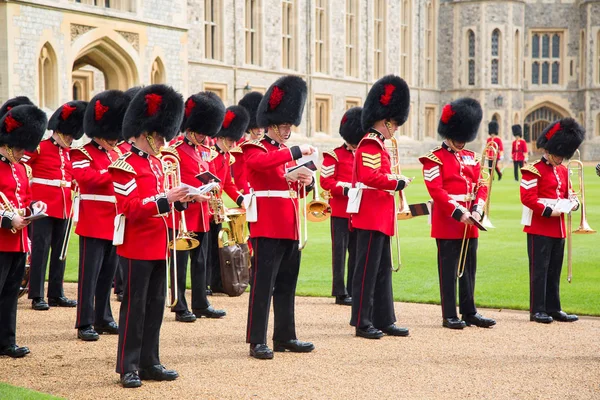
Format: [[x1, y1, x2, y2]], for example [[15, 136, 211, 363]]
[[440, 104, 455, 124], [185, 98, 196, 118], [61, 104, 76, 121], [341, 114, 348, 126], [0, 96, 33, 120], [4, 114, 23, 133], [94, 100, 109, 121], [361, 75, 410, 131], [84, 91, 129, 141], [256, 76, 307, 128], [545, 122, 561, 141], [216, 105, 249, 141], [145, 94, 163, 116], [48, 101, 87, 140], [268, 86, 285, 110], [536, 118, 584, 159], [0, 105, 47, 151], [222, 110, 236, 128], [437, 97, 482, 143], [379, 84, 396, 106]]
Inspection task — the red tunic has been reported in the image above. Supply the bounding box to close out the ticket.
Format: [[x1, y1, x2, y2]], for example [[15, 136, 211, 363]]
[[117, 141, 132, 154], [0, 156, 32, 253], [230, 142, 250, 195], [22, 138, 73, 219], [243, 137, 306, 240], [520, 158, 571, 239], [511, 138, 528, 162], [71, 141, 121, 241], [109, 146, 172, 260], [211, 145, 243, 206], [486, 136, 504, 160], [319, 144, 354, 219], [419, 142, 488, 240], [350, 131, 405, 237]]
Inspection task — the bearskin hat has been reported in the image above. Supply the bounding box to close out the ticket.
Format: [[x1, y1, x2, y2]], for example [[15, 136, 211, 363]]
[[512, 124, 522, 137], [0, 105, 48, 151], [488, 120, 499, 135], [437, 97, 482, 143], [181, 92, 226, 137], [536, 118, 584, 159], [339, 107, 365, 146], [124, 86, 142, 103], [48, 101, 88, 140], [0, 96, 33, 119], [256, 75, 307, 128], [238, 91, 263, 131], [216, 106, 250, 141], [361, 75, 410, 131], [84, 91, 130, 141], [122, 84, 184, 141]]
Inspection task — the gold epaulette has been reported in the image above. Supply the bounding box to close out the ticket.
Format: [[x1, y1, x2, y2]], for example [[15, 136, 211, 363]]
[[229, 146, 243, 154], [521, 164, 541, 177], [171, 140, 184, 149], [209, 147, 219, 162], [229, 154, 236, 165], [241, 140, 267, 152], [361, 133, 385, 149], [419, 147, 443, 165], [323, 150, 338, 162], [72, 146, 92, 161], [161, 146, 181, 161], [24, 164, 32, 180], [108, 153, 136, 175]]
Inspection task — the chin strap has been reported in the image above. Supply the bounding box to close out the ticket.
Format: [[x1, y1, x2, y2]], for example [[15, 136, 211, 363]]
[[4, 146, 18, 163], [187, 132, 204, 147], [250, 129, 264, 141], [146, 134, 161, 156], [384, 121, 395, 139], [56, 133, 71, 149]]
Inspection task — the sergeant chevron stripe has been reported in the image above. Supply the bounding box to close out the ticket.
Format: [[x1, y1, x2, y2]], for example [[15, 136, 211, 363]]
[[72, 160, 90, 169], [113, 179, 137, 196], [520, 178, 538, 190], [320, 164, 335, 178], [20, 155, 30, 163], [424, 165, 440, 182], [361, 152, 381, 169]]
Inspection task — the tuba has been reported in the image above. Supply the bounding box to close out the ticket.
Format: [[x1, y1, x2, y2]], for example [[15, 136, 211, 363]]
[[566, 150, 596, 283], [387, 135, 410, 272], [479, 141, 498, 229]]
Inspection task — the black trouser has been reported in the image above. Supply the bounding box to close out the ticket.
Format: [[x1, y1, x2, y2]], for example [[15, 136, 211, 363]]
[[116, 257, 166, 375], [0, 252, 26, 348], [207, 222, 223, 291], [75, 237, 118, 329], [350, 229, 396, 329], [487, 159, 502, 180], [114, 261, 124, 295], [246, 238, 300, 344], [169, 231, 210, 312], [28, 216, 68, 299], [527, 234, 564, 315], [330, 217, 356, 297], [435, 238, 478, 319], [513, 160, 524, 181]]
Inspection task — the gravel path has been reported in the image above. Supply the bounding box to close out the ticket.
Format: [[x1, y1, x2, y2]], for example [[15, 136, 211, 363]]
[[1, 283, 598, 399]]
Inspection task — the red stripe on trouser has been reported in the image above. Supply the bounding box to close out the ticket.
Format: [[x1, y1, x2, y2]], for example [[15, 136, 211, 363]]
[[529, 236, 534, 313], [437, 240, 445, 317], [356, 232, 373, 327], [330, 220, 335, 293], [76, 237, 86, 327], [119, 259, 132, 373], [246, 241, 259, 342]]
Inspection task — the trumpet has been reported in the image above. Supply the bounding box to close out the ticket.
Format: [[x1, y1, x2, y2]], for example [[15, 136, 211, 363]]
[[566, 150, 596, 283], [387, 135, 409, 272], [209, 188, 227, 224], [0, 191, 18, 234]]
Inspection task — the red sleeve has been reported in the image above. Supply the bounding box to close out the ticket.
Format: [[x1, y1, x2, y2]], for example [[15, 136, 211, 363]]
[[232, 154, 249, 194], [110, 168, 171, 222], [420, 158, 462, 218], [495, 137, 504, 155], [222, 161, 243, 204], [245, 145, 295, 171], [319, 154, 345, 197], [356, 140, 399, 191], [71, 149, 112, 190], [520, 170, 548, 216]]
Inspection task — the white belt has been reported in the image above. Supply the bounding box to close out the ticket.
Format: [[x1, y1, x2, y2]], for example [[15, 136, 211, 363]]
[[449, 194, 475, 202], [31, 178, 71, 188], [253, 190, 297, 199], [80, 194, 116, 203]]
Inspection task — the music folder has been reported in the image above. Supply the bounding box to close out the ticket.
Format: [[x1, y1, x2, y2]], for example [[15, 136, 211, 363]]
[[469, 216, 487, 231], [195, 171, 221, 185], [408, 203, 429, 217], [285, 161, 317, 181]]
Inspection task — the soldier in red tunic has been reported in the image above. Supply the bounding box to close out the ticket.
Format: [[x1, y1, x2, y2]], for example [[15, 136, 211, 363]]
[[24, 101, 87, 311], [164, 92, 227, 322], [244, 75, 316, 359], [511, 124, 528, 181], [71, 90, 129, 341], [207, 105, 248, 293], [0, 104, 47, 357], [419, 98, 495, 330], [485, 120, 504, 180], [520, 118, 583, 324], [233, 91, 264, 195], [320, 107, 364, 306], [110, 84, 190, 388], [349, 75, 411, 339]]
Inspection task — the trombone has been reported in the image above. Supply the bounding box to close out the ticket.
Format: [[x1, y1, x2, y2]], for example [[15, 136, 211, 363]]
[[387, 135, 410, 272], [566, 150, 596, 283], [59, 188, 79, 261], [480, 141, 498, 229]]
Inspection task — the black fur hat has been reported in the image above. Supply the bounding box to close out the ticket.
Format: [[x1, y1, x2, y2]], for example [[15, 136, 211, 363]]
[[512, 124, 522, 137], [256, 75, 307, 128], [0, 105, 48, 151], [181, 92, 226, 137], [437, 97, 482, 143], [122, 84, 184, 141], [536, 118, 584, 159], [361, 75, 410, 131], [216, 106, 250, 141], [488, 120, 499, 135], [238, 91, 263, 131], [0, 96, 33, 119], [84, 90, 130, 141], [339, 107, 365, 146], [118, 87, 142, 142], [48, 101, 88, 140]]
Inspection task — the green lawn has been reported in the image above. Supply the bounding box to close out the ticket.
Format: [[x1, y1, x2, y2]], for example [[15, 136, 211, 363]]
[[0, 383, 63, 400], [60, 166, 600, 315]]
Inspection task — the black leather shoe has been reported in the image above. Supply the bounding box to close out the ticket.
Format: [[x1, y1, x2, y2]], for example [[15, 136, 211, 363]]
[[549, 311, 578, 322], [249, 343, 274, 359], [273, 339, 315, 353], [530, 312, 553, 323], [462, 313, 496, 328], [48, 297, 77, 307], [335, 295, 352, 306], [193, 306, 226, 319], [78, 326, 99, 341], [175, 310, 197, 323], [442, 317, 466, 329], [32, 297, 49, 311], [116, 292, 123, 302], [356, 325, 384, 339], [381, 324, 410, 337], [120, 372, 142, 388], [95, 321, 118, 335], [138, 365, 178, 381], [0, 344, 30, 358], [206, 289, 213, 296]]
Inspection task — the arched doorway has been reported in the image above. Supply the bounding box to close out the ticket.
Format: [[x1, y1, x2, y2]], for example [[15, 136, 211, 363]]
[[38, 43, 59, 110], [524, 104, 568, 150]]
